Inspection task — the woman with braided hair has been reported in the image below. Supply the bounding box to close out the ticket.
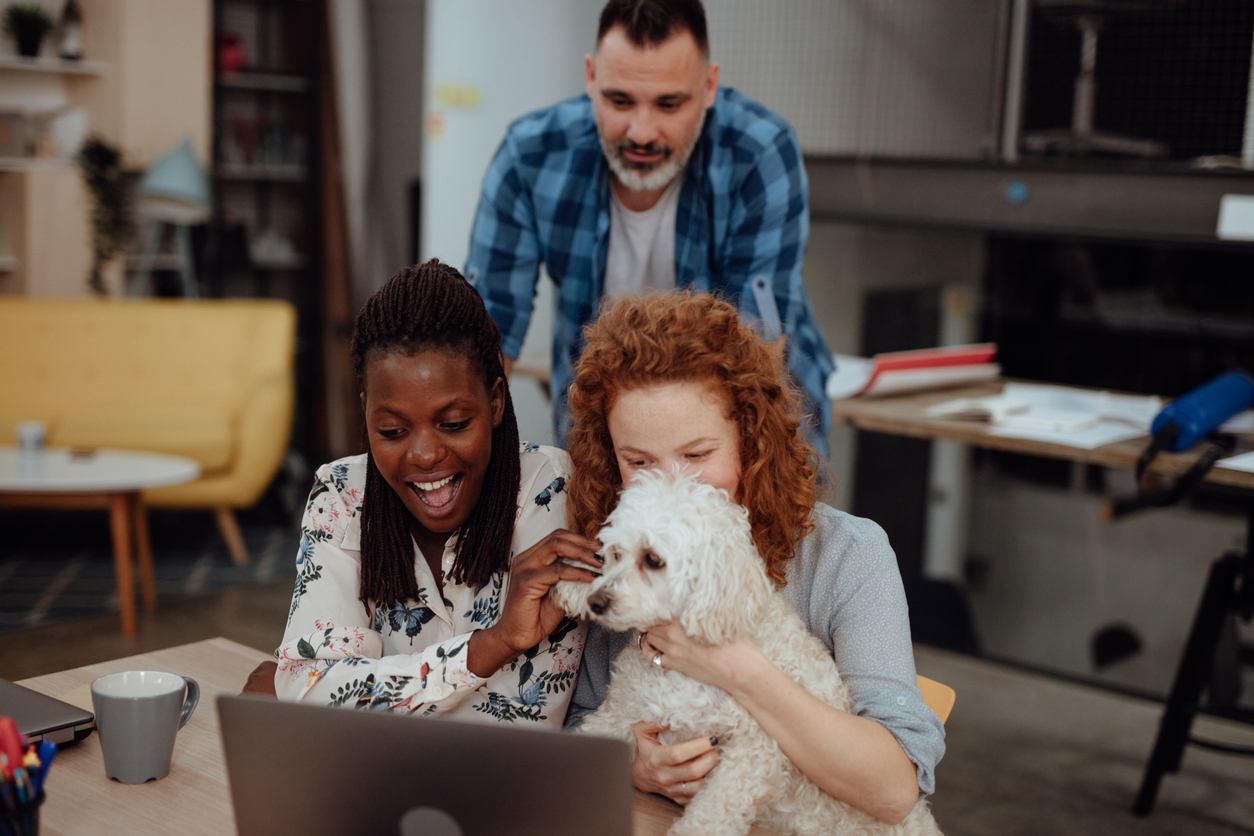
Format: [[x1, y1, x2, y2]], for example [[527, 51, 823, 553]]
[[271, 260, 601, 722]]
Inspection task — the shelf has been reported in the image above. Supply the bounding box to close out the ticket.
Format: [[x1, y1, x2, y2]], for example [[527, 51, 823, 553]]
[[217, 72, 309, 93], [214, 162, 307, 182], [124, 254, 307, 271], [251, 255, 308, 270], [125, 254, 181, 271], [0, 55, 108, 76], [806, 156, 1254, 247], [0, 157, 74, 172], [0, 255, 17, 271]]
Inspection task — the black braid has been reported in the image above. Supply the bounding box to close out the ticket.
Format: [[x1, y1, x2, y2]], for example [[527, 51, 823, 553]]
[[350, 260, 521, 607]]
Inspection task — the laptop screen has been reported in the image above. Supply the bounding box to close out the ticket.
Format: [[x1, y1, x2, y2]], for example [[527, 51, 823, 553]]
[[219, 695, 633, 836]]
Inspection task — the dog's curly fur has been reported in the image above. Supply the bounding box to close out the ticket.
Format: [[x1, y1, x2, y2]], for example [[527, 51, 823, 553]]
[[551, 470, 943, 836]]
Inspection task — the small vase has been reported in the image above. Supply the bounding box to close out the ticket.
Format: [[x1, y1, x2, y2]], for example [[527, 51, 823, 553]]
[[15, 30, 44, 58]]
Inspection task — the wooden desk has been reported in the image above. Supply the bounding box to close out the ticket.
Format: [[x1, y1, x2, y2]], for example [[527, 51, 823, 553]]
[[830, 381, 1254, 490], [18, 638, 774, 836], [833, 381, 1254, 815]]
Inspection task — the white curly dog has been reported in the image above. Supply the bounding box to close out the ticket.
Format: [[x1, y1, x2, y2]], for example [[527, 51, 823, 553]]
[[552, 470, 942, 836]]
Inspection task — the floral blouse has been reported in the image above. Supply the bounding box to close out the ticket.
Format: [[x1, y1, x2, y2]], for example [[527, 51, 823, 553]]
[[274, 444, 586, 726]]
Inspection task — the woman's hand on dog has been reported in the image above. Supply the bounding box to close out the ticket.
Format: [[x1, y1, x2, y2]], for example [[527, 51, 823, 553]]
[[467, 529, 602, 677], [642, 621, 755, 693], [630, 722, 719, 806]]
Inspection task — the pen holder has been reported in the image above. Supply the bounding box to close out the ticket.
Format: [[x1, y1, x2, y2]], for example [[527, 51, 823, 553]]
[[0, 791, 44, 836]]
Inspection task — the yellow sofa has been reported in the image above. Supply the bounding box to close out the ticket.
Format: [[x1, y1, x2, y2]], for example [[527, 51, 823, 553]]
[[0, 298, 296, 562]]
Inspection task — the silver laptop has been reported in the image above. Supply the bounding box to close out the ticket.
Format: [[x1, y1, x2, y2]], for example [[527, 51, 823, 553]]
[[0, 678, 95, 744], [219, 695, 632, 836]]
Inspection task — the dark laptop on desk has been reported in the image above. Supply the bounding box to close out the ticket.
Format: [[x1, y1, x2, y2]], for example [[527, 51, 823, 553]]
[[219, 695, 633, 836], [0, 678, 95, 744]]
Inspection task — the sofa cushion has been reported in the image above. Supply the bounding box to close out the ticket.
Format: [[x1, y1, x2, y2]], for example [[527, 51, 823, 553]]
[[53, 411, 234, 473]]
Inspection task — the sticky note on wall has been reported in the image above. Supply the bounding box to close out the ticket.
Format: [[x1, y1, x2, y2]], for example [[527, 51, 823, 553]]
[[1216, 194, 1254, 241]]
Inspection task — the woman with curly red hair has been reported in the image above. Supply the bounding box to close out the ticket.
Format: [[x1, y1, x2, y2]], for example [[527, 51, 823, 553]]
[[563, 292, 944, 826]]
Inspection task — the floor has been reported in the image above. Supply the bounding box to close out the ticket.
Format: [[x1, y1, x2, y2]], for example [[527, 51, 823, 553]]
[[0, 508, 298, 633], [918, 646, 1254, 836], [2, 583, 1251, 834]]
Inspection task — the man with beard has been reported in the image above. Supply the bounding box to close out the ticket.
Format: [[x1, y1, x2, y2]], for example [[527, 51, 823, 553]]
[[466, 0, 834, 457]]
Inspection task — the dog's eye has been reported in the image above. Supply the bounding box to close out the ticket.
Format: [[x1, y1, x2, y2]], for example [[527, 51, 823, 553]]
[[642, 551, 666, 570]]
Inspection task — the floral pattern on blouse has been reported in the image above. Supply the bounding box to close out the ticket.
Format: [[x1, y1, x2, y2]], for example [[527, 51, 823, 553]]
[[275, 445, 587, 724]]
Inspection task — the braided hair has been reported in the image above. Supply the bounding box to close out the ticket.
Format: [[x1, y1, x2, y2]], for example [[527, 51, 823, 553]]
[[350, 260, 521, 606]]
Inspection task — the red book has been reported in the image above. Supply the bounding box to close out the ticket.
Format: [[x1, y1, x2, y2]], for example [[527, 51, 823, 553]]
[[827, 343, 1000, 399]]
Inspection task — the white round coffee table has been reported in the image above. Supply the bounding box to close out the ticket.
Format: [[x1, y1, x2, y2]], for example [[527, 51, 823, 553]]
[[0, 447, 201, 636]]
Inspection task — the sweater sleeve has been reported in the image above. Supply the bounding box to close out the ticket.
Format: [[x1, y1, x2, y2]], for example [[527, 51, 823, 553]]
[[802, 510, 947, 795]]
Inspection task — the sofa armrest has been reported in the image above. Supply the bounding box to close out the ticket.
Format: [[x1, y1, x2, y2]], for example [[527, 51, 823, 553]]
[[230, 372, 295, 507]]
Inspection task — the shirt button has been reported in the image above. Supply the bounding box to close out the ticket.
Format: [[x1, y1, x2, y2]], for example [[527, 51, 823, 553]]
[[897, 696, 907, 706]]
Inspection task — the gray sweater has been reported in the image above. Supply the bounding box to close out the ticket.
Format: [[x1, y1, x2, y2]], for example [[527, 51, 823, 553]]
[[563, 503, 946, 795]]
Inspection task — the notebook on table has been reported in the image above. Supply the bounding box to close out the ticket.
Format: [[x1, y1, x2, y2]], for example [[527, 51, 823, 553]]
[[0, 678, 95, 744], [219, 695, 633, 836]]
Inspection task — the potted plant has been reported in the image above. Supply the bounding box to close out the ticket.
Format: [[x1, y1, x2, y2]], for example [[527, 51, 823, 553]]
[[4, 3, 55, 58], [78, 137, 134, 296]]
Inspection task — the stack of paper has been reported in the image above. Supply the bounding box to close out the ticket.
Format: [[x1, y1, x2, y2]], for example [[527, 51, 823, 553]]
[[826, 344, 1000, 400], [925, 383, 1162, 450], [1217, 451, 1254, 473]]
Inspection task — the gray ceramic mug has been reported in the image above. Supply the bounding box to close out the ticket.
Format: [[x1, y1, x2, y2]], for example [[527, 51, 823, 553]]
[[90, 670, 200, 784]]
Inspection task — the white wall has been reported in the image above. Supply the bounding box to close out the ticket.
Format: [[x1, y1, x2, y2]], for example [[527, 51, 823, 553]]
[[421, 0, 601, 267], [708, 0, 1005, 159]]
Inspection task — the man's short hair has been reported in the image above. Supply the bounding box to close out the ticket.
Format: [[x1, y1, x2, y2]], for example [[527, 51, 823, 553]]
[[596, 0, 709, 56]]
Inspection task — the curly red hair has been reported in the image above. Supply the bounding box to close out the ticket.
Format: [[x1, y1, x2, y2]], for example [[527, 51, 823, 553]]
[[566, 292, 817, 587]]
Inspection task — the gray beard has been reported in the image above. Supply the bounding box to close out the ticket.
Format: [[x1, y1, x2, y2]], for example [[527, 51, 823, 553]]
[[599, 109, 707, 193]]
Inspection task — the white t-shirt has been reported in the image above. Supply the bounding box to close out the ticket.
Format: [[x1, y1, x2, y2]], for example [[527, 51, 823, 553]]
[[603, 178, 682, 299]]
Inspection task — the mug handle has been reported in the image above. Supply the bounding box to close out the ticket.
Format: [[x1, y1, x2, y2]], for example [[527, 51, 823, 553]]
[[179, 677, 200, 729]]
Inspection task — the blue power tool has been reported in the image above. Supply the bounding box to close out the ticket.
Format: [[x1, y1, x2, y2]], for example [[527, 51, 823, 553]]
[[1150, 371, 1254, 453], [1110, 370, 1254, 519]]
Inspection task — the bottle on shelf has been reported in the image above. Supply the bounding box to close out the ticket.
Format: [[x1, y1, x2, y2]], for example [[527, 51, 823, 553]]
[[59, 0, 84, 61]]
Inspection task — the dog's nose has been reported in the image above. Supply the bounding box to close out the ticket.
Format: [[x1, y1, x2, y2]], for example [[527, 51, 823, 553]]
[[587, 590, 611, 615]]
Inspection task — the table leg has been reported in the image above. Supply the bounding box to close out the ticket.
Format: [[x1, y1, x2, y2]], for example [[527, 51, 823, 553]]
[[108, 493, 137, 637], [131, 493, 157, 611]]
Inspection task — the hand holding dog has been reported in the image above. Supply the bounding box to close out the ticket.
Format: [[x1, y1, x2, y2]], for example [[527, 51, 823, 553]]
[[642, 621, 758, 695], [630, 722, 719, 806], [468, 529, 601, 677]]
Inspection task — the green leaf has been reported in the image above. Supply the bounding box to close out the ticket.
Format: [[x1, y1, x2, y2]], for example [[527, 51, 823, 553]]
[[547, 617, 577, 645], [518, 660, 534, 686], [297, 637, 317, 659]]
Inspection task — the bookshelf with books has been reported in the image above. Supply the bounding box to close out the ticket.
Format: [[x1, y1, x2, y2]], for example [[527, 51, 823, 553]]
[[209, 0, 325, 460]]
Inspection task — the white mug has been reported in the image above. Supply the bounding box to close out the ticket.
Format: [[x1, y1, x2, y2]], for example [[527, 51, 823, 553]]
[[14, 421, 46, 451]]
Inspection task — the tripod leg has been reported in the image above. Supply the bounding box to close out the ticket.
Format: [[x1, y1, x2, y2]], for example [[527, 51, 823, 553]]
[[1133, 553, 1241, 816]]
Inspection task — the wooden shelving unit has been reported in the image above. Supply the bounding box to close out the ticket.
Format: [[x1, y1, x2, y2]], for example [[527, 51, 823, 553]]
[[208, 0, 324, 460], [216, 71, 308, 93], [214, 161, 307, 181]]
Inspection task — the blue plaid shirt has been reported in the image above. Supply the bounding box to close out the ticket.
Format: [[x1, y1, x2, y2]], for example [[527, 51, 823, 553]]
[[466, 87, 834, 456]]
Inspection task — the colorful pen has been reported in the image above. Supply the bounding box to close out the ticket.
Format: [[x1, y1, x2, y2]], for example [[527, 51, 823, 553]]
[[33, 740, 56, 795]]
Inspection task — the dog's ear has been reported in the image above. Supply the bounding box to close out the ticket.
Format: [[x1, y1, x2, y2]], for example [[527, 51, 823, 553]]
[[678, 504, 773, 645]]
